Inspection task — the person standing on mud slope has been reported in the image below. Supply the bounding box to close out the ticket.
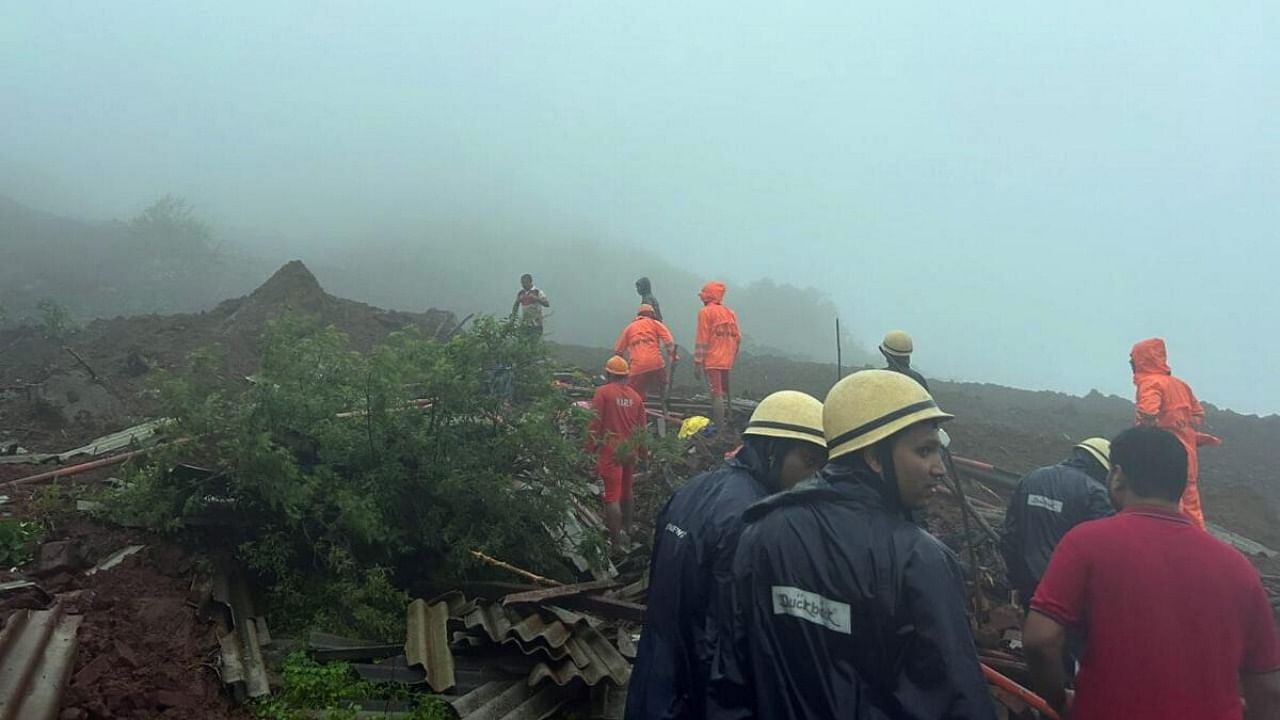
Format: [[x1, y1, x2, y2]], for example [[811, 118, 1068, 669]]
[[1001, 438, 1114, 611], [614, 305, 676, 403], [587, 356, 648, 547], [707, 370, 996, 720], [626, 391, 827, 720], [1024, 427, 1280, 720], [1129, 337, 1221, 529], [510, 273, 550, 337], [636, 277, 663, 322], [880, 329, 929, 391], [694, 282, 740, 430]]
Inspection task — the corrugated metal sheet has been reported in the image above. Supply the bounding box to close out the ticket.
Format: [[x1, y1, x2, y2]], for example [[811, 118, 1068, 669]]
[[448, 678, 575, 720], [0, 419, 172, 466], [528, 623, 630, 688], [405, 598, 455, 691], [212, 570, 270, 699], [0, 604, 82, 720], [429, 593, 631, 689]]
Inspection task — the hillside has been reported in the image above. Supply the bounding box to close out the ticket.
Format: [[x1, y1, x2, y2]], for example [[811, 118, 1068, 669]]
[[0, 261, 454, 441], [553, 343, 1280, 548]]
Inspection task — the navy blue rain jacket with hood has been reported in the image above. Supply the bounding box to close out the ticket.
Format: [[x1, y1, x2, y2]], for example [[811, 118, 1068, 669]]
[[625, 440, 778, 720], [707, 457, 996, 720], [1000, 448, 1114, 603]]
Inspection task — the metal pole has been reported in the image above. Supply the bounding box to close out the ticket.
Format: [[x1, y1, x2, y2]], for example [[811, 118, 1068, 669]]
[[835, 317, 843, 382]]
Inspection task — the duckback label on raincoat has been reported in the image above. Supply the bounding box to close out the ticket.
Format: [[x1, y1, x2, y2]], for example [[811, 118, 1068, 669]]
[[1027, 494, 1064, 513], [771, 586, 851, 634]]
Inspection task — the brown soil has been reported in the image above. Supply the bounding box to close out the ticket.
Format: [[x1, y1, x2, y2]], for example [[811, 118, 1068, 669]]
[[553, 344, 1280, 548], [0, 484, 249, 719]]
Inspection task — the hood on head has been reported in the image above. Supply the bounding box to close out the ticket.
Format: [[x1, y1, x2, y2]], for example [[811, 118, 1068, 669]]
[[699, 281, 726, 304], [635, 277, 651, 293], [1131, 338, 1171, 375]]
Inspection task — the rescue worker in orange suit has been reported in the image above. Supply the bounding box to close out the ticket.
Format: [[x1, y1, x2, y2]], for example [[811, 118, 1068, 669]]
[[614, 304, 676, 403], [1130, 338, 1222, 529], [694, 282, 741, 430], [587, 356, 649, 547]]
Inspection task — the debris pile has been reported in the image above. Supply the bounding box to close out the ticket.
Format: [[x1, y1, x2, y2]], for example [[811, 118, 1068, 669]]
[[0, 261, 454, 447]]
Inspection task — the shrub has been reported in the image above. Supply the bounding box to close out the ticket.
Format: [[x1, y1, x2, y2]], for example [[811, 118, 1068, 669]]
[[100, 315, 600, 639]]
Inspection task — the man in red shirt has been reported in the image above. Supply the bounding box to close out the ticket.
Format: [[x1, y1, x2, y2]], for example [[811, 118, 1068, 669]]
[[1025, 426, 1280, 720], [614, 304, 676, 403], [587, 356, 648, 547]]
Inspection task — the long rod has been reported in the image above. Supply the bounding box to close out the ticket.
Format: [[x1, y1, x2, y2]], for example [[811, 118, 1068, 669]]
[[835, 317, 843, 382]]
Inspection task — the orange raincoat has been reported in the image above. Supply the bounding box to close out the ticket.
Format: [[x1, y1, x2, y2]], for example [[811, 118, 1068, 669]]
[[1131, 338, 1219, 528], [614, 315, 675, 376], [694, 282, 740, 371]]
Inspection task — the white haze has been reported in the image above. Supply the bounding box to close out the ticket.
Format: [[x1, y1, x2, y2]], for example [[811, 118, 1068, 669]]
[[3, 2, 1278, 413]]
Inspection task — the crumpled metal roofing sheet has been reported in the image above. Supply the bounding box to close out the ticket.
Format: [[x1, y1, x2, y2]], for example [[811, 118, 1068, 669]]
[[0, 604, 82, 720], [448, 678, 575, 720], [405, 598, 455, 691], [432, 593, 630, 689]]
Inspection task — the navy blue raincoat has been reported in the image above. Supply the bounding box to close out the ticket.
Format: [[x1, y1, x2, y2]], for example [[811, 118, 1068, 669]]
[[707, 459, 996, 720], [625, 444, 774, 720]]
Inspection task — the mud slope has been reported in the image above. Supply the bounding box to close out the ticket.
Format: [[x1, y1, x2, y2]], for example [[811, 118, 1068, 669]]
[[552, 343, 1280, 548]]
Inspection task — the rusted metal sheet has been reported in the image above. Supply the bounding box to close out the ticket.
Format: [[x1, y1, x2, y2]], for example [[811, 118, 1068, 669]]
[[405, 598, 455, 692], [502, 579, 619, 607], [0, 604, 83, 720]]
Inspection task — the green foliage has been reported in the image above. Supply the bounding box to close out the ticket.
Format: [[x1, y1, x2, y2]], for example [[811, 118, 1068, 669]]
[[253, 652, 457, 720], [101, 315, 599, 639], [36, 298, 76, 339], [0, 518, 43, 567], [28, 484, 75, 531]]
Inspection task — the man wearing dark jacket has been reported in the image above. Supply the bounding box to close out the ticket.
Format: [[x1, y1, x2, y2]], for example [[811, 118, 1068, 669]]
[[636, 277, 663, 322], [1001, 438, 1114, 609], [626, 391, 827, 720], [880, 329, 929, 391], [708, 370, 995, 719]]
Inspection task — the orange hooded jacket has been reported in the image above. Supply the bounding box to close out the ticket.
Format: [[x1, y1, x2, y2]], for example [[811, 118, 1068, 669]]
[[1131, 338, 1218, 527], [695, 282, 740, 371], [1132, 338, 1204, 443], [614, 315, 675, 376]]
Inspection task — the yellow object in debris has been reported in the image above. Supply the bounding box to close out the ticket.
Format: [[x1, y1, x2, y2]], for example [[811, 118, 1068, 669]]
[[678, 416, 711, 439]]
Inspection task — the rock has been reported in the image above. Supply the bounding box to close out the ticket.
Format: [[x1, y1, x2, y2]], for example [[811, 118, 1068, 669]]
[[35, 540, 83, 576]]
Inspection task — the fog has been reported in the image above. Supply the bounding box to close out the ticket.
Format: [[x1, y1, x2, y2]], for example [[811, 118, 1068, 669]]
[[4, 3, 1278, 413]]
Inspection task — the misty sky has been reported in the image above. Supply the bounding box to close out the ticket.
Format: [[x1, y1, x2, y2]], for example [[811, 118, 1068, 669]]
[[4, 3, 1278, 414]]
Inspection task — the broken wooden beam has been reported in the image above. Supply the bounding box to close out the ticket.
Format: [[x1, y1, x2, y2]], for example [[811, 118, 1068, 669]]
[[560, 594, 646, 623], [502, 578, 620, 607]]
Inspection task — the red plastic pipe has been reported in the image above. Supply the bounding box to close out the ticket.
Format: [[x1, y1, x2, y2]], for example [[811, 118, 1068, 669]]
[[981, 663, 1060, 719]]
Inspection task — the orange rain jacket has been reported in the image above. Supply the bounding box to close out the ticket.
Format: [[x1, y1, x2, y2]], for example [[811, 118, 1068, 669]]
[[695, 282, 741, 371], [1131, 338, 1219, 527], [614, 315, 675, 376]]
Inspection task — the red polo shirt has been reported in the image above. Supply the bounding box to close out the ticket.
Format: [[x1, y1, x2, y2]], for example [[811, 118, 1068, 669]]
[[1032, 505, 1280, 720]]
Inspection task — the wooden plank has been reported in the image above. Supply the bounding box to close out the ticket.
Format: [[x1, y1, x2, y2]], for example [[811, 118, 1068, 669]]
[[502, 579, 620, 607]]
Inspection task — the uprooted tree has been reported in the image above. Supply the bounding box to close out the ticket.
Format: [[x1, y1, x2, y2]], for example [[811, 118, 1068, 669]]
[[101, 315, 606, 640]]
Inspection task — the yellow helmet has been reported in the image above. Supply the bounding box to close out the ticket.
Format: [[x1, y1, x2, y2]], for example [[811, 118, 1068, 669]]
[[1075, 437, 1112, 471], [743, 391, 826, 450], [824, 370, 953, 461], [880, 330, 914, 358]]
